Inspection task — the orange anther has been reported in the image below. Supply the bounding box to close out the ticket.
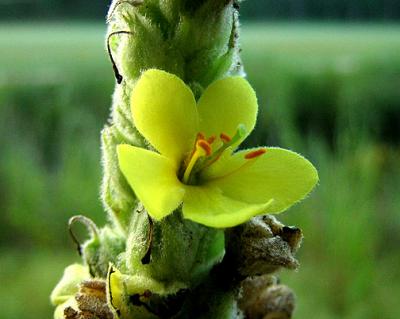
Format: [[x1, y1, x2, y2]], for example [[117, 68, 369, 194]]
[[220, 133, 231, 143], [197, 132, 205, 141], [197, 140, 212, 156], [207, 136, 216, 144], [245, 149, 267, 159]]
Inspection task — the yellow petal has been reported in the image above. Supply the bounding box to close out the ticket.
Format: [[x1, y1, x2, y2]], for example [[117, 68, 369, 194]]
[[182, 186, 274, 228], [50, 264, 90, 306], [107, 265, 130, 319], [106, 264, 187, 319], [207, 147, 319, 214], [131, 69, 199, 164], [54, 297, 78, 319], [197, 76, 258, 142], [200, 147, 244, 181], [117, 144, 185, 220]]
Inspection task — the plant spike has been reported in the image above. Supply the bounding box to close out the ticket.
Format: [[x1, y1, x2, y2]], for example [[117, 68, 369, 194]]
[[51, 1, 307, 318]]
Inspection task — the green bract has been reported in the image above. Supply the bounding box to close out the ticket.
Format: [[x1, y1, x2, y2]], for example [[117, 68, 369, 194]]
[[117, 69, 318, 228]]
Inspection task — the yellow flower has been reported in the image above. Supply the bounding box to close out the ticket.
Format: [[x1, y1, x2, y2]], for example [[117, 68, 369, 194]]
[[117, 69, 318, 228]]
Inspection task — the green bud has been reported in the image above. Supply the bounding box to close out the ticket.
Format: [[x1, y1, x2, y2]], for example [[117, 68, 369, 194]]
[[123, 209, 225, 290], [101, 124, 142, 229], [82, 225, 126, 278]]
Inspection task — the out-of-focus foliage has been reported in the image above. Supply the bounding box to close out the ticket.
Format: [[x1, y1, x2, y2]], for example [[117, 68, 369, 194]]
[[241, 0, 400, 20], [0, 23, 400, 319], [1, 0, 400, 20]]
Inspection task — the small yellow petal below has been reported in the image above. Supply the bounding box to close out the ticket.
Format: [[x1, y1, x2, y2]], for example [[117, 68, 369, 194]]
[[131, 69, 199, 165], [50, 264, 90, 306], [54, 297, 79, 319], [197, 76, 258, 144], [182, 186, 274, 228], [117, 144, 185, 220], [207, 147, 319, 214], [107, 265, 124, 318], [106, 264, 187, 319]]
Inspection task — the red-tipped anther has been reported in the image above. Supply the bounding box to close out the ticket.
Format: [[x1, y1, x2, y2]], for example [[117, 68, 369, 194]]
[[220, 133, 231, 143], [197, 132, 205, 141], [245, 148, 267, 159], [207, 136, 216, 144], [197, 140, 212, 156]]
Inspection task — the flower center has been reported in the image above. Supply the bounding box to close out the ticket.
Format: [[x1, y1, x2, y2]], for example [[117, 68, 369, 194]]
[[180, 124, 266, 185]]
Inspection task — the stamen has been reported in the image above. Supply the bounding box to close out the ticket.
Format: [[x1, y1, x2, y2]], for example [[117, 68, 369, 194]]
[[200, 125, 247, 170], [207, 136, 216, 144], [245, 148, 267, 159], [198, 140, 212, 156], [182, 138, 211, 184], [187, 133, 206, 159], [220, 133, 231, 143], [181, 125, 248, 184]]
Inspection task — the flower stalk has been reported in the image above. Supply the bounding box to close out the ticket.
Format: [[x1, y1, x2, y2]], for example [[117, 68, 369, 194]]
[[51, 1, 318, 318]]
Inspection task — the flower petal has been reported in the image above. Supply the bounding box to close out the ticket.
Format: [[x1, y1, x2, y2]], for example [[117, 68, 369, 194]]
[[182, 186, 274, 228], [200, 147, 243, 181], [54, 297, 79, 319], [117, 144, 185, 220], [131, 69, 199, 164], [50, 264, 90, 306], [207, 147, 318, 214], [197, 76, 258, 142]]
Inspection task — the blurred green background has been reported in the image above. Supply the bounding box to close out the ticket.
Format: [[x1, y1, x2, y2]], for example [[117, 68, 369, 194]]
[[1, 1, 400, 319]]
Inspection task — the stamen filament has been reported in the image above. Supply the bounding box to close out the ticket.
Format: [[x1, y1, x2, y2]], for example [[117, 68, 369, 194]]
[[183, 139, 210, 184], [201, 124, 247, 169]]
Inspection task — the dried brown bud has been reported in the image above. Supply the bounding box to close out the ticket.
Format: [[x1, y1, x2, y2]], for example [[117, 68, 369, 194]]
[[64, 280, 114, 319], [238, 275, 296, 319], [227, 215, 303, 276]]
